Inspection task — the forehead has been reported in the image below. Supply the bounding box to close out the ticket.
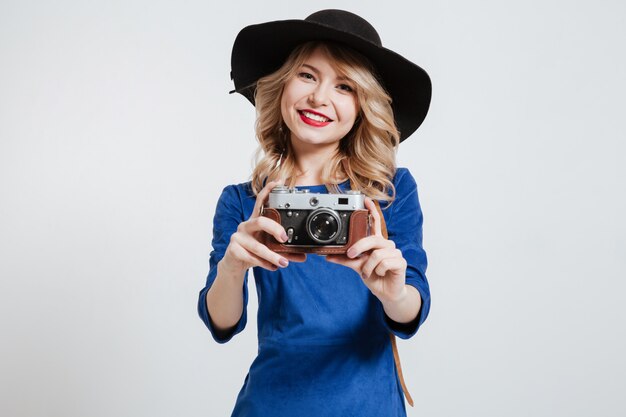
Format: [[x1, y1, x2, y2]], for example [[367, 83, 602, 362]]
[[298, 46, 348, 77]]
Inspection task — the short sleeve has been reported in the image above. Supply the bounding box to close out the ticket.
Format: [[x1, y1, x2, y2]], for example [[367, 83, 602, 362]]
[[381, 168, 431, 339], [197, 184, 249, 343]]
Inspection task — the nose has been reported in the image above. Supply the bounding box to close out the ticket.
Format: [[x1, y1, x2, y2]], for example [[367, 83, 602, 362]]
[[308, 83, 330, 107]]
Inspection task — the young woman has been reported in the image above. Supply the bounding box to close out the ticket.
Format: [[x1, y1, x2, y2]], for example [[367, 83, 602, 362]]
[[198, 9, 432, 416]]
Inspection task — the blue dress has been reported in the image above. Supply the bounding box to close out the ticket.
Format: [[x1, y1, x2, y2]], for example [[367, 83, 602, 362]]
[[198, 167, 431, 417]]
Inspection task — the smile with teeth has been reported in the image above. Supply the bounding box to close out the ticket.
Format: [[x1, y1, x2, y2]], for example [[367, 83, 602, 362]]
[[299, 110, 332, 123]]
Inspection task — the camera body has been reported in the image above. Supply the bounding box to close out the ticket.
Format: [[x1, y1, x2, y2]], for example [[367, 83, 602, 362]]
[[262, 185, 370, 254]]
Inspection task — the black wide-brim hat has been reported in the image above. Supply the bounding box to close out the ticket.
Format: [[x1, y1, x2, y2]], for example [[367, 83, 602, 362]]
[[230, 9, 432, 143]]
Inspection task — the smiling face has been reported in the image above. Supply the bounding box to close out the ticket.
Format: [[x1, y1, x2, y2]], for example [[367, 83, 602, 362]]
[[280, 47, 359, 152], [252, 41, 399, 198]]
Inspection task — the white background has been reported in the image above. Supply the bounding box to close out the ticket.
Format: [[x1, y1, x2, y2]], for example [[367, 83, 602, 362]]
[[1, 1, 625, 416]]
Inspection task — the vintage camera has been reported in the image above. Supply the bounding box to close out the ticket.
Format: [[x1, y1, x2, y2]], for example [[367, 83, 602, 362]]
[[262, 185, 370, 254]]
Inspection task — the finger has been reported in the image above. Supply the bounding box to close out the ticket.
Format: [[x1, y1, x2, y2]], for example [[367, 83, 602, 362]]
[[241, 216, 288, 243], [374, 257, 405, 277], [251, 179, 283, 219], [235, 239, 305, 268], [249, 253, 279, 271], [232, 232, 289, 268], [346, 235, 394, 259], [361, 248, 399, 278], [229, 241, 278, 271], [364, 198, 383, 237]]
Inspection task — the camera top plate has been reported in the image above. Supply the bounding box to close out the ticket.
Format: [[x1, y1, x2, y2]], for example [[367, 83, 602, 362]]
[[268, 186, 365, 211]]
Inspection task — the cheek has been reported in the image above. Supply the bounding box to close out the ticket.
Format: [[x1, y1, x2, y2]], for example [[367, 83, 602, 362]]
[[280, 91, 294, 123], [339, 99, 359, 124], [280, 82, 299, 117]]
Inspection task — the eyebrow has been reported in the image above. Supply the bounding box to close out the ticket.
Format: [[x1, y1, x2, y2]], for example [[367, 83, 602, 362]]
[[301, 63, 351, 82]]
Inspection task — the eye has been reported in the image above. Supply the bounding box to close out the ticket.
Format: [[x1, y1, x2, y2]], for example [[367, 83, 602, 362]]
[[298, 72, 315, 81], [338, 83, 354, 93]]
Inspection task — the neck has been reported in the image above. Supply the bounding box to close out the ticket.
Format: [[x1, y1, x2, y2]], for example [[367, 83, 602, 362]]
[[290, 137, 340, 186]]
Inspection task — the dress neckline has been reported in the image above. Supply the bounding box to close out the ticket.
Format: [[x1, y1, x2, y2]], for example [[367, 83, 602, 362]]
[[293, 178, 350, 192]]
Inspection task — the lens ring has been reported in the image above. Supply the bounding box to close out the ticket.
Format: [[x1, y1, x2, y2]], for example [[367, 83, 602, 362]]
[[306, 208, 342, 244]]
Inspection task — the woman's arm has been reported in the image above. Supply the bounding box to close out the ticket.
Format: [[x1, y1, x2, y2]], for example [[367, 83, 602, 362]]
[[204, 180, 306, 334], [379, 285, 421, 324], [206, 257, 248, 333], [326, 168, 430, 335], [327, 198, 419, 320]]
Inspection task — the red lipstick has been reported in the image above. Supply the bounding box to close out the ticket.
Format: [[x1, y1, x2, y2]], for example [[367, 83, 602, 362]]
[[298, 109, 332, 127]]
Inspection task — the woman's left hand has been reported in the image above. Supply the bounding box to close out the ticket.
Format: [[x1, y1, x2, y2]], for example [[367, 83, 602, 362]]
[[326, 198, 408, 304]]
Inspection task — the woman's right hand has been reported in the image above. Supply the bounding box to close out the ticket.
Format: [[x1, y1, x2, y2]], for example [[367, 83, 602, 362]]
[[220, 180, 307, 274]]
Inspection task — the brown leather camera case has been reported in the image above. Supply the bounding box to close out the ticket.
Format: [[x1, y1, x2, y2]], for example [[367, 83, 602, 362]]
[[261, 207, 370, 254]]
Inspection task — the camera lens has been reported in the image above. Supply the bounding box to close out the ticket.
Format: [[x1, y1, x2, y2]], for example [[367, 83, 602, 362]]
[[307, 208, 342, 243]]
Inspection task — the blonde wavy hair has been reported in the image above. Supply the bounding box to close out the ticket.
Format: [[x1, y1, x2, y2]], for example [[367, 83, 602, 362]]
[[251, 41, 400, 202]]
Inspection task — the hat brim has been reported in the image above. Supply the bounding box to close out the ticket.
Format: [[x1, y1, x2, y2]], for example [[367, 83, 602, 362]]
[[230, 20, 431, 142]]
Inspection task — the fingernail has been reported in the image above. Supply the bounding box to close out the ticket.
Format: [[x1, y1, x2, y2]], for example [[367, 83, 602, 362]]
[[346, 248, 356, 258], [279, 258, 289, 267], [281, 232, 288, 243]]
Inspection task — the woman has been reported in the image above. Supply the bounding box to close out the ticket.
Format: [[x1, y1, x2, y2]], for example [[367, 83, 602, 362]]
[[198, 9, 432, 416]]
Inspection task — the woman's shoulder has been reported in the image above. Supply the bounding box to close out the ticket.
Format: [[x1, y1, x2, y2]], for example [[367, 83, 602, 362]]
[[216, 180, 255, 209], [219, 180, 254, 197], [389, 167, 419, 199], [377, 167, 419, 212], [392, 167, 417, 188]]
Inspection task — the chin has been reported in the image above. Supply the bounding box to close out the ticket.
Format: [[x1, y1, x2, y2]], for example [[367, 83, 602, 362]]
[[292, 136, 340, 148], [290, 129, 348, 147]]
